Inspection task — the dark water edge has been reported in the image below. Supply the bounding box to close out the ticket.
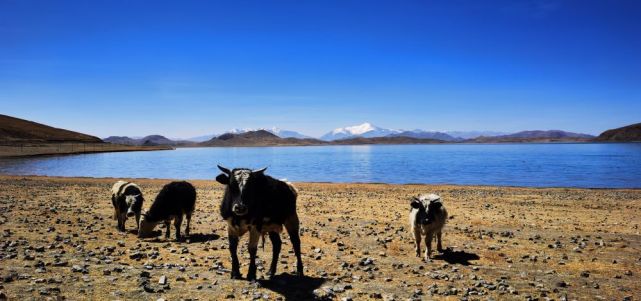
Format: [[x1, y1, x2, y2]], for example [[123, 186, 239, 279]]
[[0, 143, 640, 189]]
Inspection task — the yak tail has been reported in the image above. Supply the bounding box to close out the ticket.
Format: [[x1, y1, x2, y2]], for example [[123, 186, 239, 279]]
[[261, 233, 266, 251]]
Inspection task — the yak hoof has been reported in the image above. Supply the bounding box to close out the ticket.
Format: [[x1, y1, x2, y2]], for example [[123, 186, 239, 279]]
[[246, 273, 256, 281], [230, 271, 242, 280]]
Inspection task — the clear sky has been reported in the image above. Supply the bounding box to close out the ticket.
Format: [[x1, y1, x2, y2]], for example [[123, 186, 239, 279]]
[[1, 0, 640, 138]]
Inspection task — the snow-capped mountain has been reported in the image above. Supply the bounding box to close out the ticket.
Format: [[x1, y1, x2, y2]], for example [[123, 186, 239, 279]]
[[321, 122, 400, 141]]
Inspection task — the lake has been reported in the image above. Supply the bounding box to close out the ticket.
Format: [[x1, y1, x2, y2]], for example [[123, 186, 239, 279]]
[[1, 143, 640, 188]]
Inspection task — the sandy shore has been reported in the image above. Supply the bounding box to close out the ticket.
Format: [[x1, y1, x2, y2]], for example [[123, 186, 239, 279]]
[[0, 175, 639, 300]]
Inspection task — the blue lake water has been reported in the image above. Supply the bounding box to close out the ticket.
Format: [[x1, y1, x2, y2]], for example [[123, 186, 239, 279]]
[[1, 143, 640, 188]]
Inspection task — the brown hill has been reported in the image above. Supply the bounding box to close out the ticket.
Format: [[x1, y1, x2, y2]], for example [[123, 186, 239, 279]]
[[468, 130, 594, 143], [595, 122, 641, 142], [199, 130, 327, 147], [0, 114, 102, 144]]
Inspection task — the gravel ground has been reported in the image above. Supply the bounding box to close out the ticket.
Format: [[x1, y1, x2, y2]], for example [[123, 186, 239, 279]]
[[0, 175, 639, 300]]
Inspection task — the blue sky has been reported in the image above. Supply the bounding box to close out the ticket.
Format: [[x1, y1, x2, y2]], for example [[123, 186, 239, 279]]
[[1, 0, 640, 138]]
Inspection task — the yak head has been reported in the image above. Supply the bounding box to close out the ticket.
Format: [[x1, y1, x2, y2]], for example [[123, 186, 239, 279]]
[[137, 212, 159, 238], [216, 165, 267, 217], [410, 194, 443, 225], [125, 194, 143, 217]]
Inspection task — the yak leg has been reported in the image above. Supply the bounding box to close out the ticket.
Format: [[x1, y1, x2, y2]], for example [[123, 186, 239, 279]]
[[437, 230, 444, 252], [164, 220, 171, 239], [414, 228, 422, 257], [228, 233, 242, 279], [424, 231, 434, 261], [174, 215, 183, 241], [267, 232, 282, 279], [185, 212, 192, 237], [247, 229, 260, 281], [135, 212, 141, 231], [118, 213, 127, 232], [285, 213, 304, 276]]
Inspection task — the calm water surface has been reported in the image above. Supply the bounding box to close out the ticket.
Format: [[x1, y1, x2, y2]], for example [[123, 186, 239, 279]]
[[1, 144, 640, 188]]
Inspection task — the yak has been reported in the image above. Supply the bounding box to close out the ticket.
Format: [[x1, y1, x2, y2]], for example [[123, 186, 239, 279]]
[[216, 165, 304, 281]]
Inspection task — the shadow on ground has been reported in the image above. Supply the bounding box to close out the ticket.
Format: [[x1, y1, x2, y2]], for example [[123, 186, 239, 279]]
[[433, 249, 480, 265], [187, 233, 220, 243], [140, 232, 220, 243], [259, 273, 326, 300]]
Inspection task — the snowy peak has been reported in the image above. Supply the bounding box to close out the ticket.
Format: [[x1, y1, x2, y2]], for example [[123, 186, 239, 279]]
[[322, 122, 400, 141], [331, 122, 378, 135]]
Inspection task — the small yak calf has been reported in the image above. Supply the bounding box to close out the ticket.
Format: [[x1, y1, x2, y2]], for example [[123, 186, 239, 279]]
[[138, 181, 196, 241], [409, 193, 448, 261], [216, 165, 304, 281], [111, 181, 144, 232]]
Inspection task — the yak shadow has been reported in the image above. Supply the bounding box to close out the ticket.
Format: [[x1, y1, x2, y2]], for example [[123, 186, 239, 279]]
[[258, 273, 326, 300], [432, 248, 480, 266], [186, 233, 220, 243], [142, 232, 220, 243]]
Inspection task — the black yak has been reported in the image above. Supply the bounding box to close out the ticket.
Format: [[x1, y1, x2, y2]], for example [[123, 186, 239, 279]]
[[138, 181, 196, 241], [216, 165, 303, 281]]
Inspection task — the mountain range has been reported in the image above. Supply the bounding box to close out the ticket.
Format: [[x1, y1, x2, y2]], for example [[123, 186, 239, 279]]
[[186, 127, 310, 142], [6, 114, 639, 150], [467, 130, 595, 143], [104, 122, 599, 146], [103, 135, 192, 146]]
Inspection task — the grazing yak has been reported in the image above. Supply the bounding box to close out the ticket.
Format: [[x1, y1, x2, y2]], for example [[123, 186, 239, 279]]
[[111, 181, 144, 232], [409, 193, 448, 261], [138, 181, 196, 241], [215, 165, 304, 281]]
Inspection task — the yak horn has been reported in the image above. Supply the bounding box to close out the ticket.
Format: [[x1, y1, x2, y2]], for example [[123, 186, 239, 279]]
[[252, 167, 267, 174], [217, 165, 231, 174]]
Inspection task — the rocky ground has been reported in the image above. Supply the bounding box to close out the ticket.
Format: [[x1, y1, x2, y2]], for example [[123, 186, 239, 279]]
[[0, 175, 639, 300]]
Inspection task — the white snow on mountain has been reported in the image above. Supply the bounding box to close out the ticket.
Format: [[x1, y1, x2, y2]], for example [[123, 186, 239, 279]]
[[321, 122, 400, 141]]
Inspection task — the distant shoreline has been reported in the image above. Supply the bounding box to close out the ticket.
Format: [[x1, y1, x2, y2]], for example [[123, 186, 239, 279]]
[[2, 140, 639, 158], [0, 142, 173, 158]]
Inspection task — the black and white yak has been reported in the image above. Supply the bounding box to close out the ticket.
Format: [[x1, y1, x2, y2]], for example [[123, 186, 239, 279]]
[[111, 181, 144, 232], [409, 193, 448, 261], [215, 165, 304, 281], [138, 181, 196, 241]]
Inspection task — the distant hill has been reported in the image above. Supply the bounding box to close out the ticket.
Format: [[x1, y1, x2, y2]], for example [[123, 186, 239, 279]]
[[199, 130, 326, 147], [331, 136, 445, 145], [468, 130, 594, 143], [103, 136, 138, 145], [0, 114, 102, 143], [389, 130, 461, 142], [595, 123, 641, 142], [104, 135, 193, 146], [445, 130, 508, 139]]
